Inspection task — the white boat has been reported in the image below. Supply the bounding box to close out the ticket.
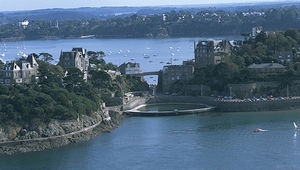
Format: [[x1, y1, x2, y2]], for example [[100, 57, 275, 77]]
[[293, 122, 298, 130]]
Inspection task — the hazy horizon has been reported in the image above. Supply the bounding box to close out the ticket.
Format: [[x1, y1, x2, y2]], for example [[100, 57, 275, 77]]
[[0, 0, 296, 12]]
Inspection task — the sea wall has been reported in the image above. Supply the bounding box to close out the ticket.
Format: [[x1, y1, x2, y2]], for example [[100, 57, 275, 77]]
[[228, 80, 300, 98], [216, 98, 300, 112], [0, 110, 123, 155], [149, 95, 300, 112], [148, 95, 217, 106]]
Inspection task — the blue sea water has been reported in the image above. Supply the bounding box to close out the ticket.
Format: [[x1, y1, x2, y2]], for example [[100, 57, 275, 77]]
[[1, 110, 300, 169]]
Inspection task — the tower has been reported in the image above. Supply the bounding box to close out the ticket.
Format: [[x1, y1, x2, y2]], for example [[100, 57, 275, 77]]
[[194, 41, 215, 68]]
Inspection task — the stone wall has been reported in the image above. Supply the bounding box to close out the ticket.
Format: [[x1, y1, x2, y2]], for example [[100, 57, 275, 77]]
[[216, 98, 300, 112], [228, 80, 300, 98], [148, 95, 217, 106]]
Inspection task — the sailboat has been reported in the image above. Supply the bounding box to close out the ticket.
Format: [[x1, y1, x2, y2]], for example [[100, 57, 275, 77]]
[[293, 122, 298, 130]]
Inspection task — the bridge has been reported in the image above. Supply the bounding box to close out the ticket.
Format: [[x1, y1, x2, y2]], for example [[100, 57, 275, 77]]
[[130, 71, 160, 77]]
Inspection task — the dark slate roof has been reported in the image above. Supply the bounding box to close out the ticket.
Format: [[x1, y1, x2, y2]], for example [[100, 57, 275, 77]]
[[120, 62, 140, 68]]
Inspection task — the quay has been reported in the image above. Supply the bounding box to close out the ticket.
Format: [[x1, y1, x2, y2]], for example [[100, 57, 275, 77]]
[[124, 103, 215, 116]]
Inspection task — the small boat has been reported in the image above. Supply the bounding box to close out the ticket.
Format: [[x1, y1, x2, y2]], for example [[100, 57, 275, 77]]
[[80, 35, 95, 39], [166, 62, 171, 64], [253, 128, 268, 133], [293, 122, 298, 130], [160, 61, 164, 64]]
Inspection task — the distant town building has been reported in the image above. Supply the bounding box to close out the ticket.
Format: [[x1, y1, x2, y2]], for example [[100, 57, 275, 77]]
[[182, 59, 195, 66], [229, 40, 244, 50], [162, 14, 167, 21], [58, 48, 89, 80], [0, 55, 39, 84], [19, 19, 29, 29], [119, 62, 142, 75], [161, 62, 194, 92], [248, 63, 286, 74], [194, 40, 232, 68], [251, 26, 263, 38], [194, 41, 215, 68], [276, 51, 293, 63], [105, 70, 121, 80], [50, 20, 59, 29]]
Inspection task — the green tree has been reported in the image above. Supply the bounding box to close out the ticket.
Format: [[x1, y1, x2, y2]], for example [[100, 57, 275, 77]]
[[39, 53, 54, 63]]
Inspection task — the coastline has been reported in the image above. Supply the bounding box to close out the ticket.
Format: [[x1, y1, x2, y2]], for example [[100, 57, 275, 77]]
[[0, 109, 123, 155], [0, 97, 148, 155], [2, 95, 300, 155], [0, 34, 242, 42]]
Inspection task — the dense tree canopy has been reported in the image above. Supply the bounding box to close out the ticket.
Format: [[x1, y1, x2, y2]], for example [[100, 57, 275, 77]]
[[1, 6, 300, 39], [0, 55, 149, 123]]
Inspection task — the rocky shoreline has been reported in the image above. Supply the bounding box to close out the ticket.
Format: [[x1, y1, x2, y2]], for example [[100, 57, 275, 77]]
[[0, 110, 123, 155]]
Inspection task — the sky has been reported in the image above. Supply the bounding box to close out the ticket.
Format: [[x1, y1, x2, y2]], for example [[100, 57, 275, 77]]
[[0, 0, 293, 11]]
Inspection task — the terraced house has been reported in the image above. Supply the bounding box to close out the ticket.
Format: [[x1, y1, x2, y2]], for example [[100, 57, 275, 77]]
[[194, 40, 233, 68], [58, 48, 89, 81], [0, 55, 39, 84]]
